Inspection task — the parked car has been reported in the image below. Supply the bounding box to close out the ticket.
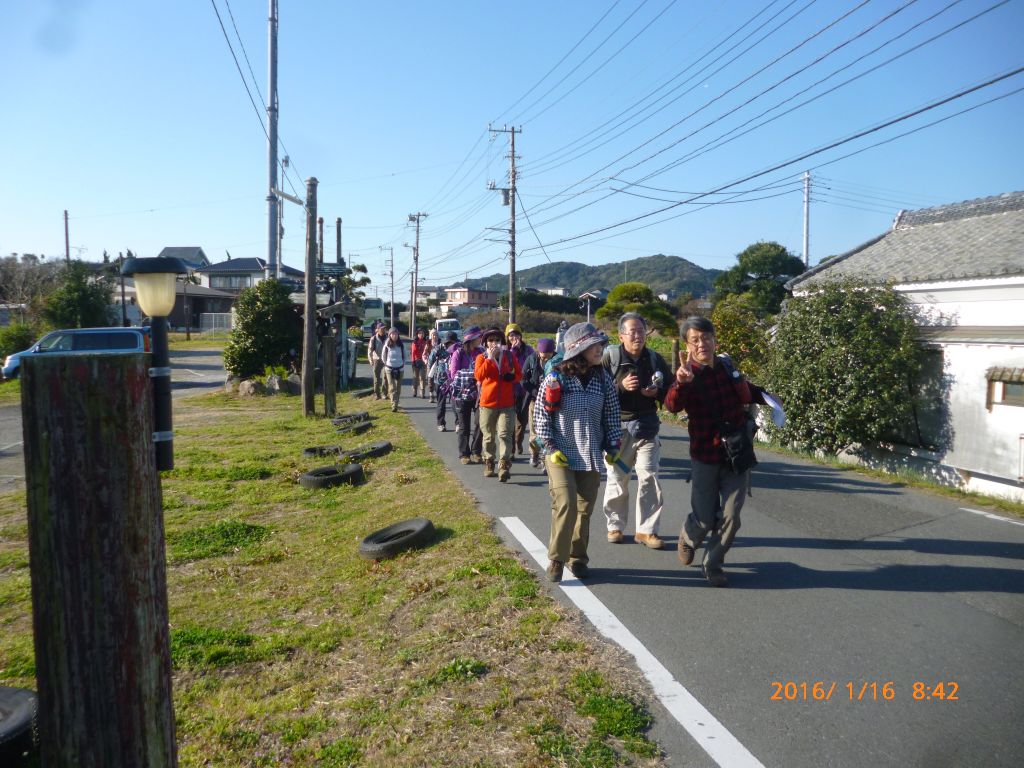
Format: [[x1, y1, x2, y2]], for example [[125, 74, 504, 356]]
[[434, 318, 462, 342], [2, 327, 151, 380]]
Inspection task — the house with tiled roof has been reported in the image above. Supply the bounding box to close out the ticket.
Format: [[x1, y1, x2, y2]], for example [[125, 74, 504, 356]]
[[787, 191, 1024, 502], [196, 256, 304, 295]]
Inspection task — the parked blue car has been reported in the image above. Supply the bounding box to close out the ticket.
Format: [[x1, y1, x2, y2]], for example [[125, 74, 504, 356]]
[[2, 327, 151, 380]]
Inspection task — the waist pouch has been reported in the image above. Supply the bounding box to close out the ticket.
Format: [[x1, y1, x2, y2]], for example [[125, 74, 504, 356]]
[[625, 411, 660, 440]]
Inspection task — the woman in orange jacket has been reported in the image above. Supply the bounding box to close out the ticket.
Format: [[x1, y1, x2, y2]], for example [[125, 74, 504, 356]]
[[474, 327, 522, 482]]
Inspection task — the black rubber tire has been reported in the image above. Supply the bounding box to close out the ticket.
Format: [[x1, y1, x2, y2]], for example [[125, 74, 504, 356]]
[[332, 411, 369, 425], [336, 440, 393, 463], [0, 686, 37, 764], [302, 445, 343, 458], [335, 420, 372, 435], [358, 517, 435, 560], [298, 463, 364, 489], [351, 387, 375, 399]]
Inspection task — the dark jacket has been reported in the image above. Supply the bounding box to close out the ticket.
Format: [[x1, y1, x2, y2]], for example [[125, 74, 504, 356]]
[[602, 345, 673, 422]]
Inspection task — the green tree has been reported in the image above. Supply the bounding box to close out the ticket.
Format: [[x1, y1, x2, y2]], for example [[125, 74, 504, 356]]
[[710, 293, 771, 382], [334, 262, 371, 301], [714, 241, 805, 316], [223, 279, 303, 379], [42, 261, 115, 328], [764, 280, 924, 455], [595, 282, 676, 335]]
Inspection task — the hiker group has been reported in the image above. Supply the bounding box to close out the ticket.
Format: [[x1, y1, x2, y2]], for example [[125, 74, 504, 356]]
[[367, 313, 776, 588]]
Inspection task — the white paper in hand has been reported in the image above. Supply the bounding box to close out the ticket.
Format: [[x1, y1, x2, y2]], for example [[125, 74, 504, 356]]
[[762, 392, 786, 428]]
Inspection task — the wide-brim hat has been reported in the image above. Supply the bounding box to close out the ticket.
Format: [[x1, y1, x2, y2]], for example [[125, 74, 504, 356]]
[[482, 327, 505, 344], [562, 322, 608, 361], [462, 326, 483, 343]]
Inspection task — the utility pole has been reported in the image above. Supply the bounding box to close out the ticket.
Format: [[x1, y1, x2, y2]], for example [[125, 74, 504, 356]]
[[277, 156, 289, 279], [802, 170, 811, 267], [336, 218, 342, 263], [379, 245, 395, 328], [266, 0, 280, 280], [301, 177, 318, 417], [488, 124, 520, 323], [64, 210, 70, 264], [317, 216, 324, 264], [408, 212, 427, 334]]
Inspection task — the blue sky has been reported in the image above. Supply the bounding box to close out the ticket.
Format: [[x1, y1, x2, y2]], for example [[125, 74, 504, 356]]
[[3, 1, 1022, 295]]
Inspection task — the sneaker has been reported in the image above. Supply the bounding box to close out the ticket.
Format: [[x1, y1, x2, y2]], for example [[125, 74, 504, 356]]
[[460, 456, 470, 465], [568, 561, 589, 579], [437, 424, 446, 432], [703, 564, 728, 587], [635, 533, 664, 550], [484, 459, 497, 478], [546, 560, 564, 583], [678, 543, 695, 565], [607, 529, 623, 544]]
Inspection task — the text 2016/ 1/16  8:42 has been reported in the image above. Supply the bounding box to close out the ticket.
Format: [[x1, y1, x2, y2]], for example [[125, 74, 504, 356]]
[[769, 681, 960, 702]]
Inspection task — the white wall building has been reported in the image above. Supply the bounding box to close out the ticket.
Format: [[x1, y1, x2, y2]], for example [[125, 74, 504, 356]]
[[788, 191, 1024, 502]]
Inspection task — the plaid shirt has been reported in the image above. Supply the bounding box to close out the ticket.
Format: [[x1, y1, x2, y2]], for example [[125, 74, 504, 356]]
[[534, 369, 622, 472], [663, 360, 764, 464]]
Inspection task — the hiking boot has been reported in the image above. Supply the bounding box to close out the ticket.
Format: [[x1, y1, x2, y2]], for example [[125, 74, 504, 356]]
[[429, 396, 436, 403], [702, 564, 729, 587], [568, 561, 589, 580], [391, 404, 399, 413], [546, 560, 564, 583], [678, 543, 695, 566], [607, 529, 623, 544], [635, 533, 664, 550], [460, 456, 470, 465], [484, 459, 497, 478], [470, 454, 482, 464], [530, 447, 540, 467], [498, 459, 511, 482], [437, 424, 446, 432]]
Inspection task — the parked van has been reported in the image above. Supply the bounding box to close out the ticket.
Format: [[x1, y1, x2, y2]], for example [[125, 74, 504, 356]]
[[2, 327, 151, 380], [434, 318, 462, 342]]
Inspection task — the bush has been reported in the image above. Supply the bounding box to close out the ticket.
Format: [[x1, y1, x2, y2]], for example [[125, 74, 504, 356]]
[[0, 323, 38, 360], [223, 280, 303, 379], [765, 280, 924, 455]]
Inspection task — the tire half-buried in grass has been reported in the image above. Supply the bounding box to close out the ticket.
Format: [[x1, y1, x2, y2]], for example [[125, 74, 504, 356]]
[[0, 686, 37, 764], [358, 517, 435, 560], [335, 420, 372, 436], [298, 463, 364, 489]]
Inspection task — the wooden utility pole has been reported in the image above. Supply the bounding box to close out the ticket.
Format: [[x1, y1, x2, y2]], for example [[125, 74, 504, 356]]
[[21, 352, 177, 766], [64, 209, 70, 264], [302, 177, 319, 416]]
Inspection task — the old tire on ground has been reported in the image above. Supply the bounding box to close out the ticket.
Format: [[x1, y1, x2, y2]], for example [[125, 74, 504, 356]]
[[0, 686, 37, 764], [335, 420, 372, 436], [351, 387, 375, 399], [302, 445, 343, 458], [298, 463, 364, 489], [359, 517, 435, 560], [332, 411, 369, 425], [336, 441, 392, 463]]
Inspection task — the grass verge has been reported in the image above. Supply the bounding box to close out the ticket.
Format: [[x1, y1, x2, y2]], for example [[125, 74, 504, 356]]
[[0, 388, 663, 767]]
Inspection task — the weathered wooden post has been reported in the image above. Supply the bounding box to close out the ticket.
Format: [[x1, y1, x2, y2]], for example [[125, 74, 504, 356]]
[[21, 352, 177, 767], [323, 329, 337, 416]]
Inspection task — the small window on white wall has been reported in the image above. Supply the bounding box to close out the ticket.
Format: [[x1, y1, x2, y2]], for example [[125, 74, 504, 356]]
[[986, 367, 1024, 410], [1004, 382, 1024, 407]]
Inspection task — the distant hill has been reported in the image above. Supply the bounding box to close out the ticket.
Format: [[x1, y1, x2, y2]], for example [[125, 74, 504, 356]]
[[460, 254, 721, 298]]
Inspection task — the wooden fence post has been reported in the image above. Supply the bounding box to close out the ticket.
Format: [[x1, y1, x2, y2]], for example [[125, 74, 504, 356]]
[[21, 352, 177, 767], [323, 333, 337, 416]]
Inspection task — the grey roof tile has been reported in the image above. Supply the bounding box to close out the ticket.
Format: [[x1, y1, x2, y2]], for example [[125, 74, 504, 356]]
[[788, 191, 1024, 290]]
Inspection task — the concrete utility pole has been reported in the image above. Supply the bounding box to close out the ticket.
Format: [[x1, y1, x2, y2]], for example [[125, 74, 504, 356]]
[[489, 125, 521, 323], [408, 212, 427, 333], [379, 245, 395, 328], [301, 177, 319, 417], [64, 210, 70, 264], [802, 170, 811, 267], [266, 0, 280, 280]]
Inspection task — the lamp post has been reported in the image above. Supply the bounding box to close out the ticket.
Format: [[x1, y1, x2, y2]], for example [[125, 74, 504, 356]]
[[121, 256, 188, 470]]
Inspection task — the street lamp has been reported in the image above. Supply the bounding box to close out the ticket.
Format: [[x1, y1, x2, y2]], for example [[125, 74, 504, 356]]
[[120, 255, 188, 471]]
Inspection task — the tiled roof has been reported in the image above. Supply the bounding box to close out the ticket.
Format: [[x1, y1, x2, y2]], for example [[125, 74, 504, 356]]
[[199, 257, 304, 277], [157, 247, 209, 268], [788, 191, 1024, 290]]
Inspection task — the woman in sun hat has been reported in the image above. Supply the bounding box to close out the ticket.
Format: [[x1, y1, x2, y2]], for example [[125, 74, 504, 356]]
[[475, 327, 522, 482], [534, 322, 622, 583], [504, 322, 535, 456], [449, 325, 484, 464]]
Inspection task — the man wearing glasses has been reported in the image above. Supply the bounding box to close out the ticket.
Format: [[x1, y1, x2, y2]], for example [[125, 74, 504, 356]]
[[664, 316, 770, 587], [602, 312, 675, 549]]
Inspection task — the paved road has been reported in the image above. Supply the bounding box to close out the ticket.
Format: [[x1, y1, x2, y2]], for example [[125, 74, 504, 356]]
[[381, 364, 1024, 768], [0, 348, 226, 493]]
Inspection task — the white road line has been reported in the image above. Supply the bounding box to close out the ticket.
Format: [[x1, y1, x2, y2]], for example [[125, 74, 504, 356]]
[[960, 507, 1024, 527], [500, 515, 765, 768], [1, 442, 23, 451]]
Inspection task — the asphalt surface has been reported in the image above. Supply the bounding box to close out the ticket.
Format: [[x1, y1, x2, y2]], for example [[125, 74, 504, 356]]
[[381, 362, 1024, 768]]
